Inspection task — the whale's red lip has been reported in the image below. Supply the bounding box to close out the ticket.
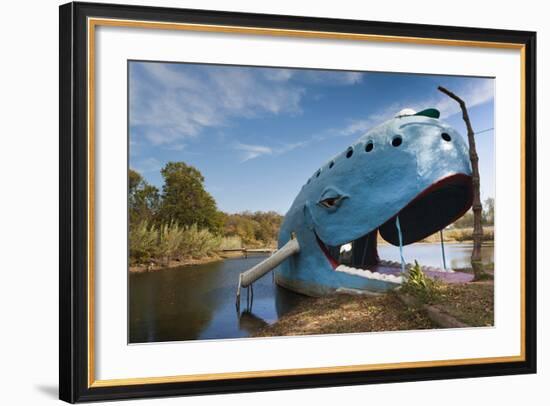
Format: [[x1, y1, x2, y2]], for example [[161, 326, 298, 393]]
[[316, 233, 339, 269], [315, 173, 473, 267]]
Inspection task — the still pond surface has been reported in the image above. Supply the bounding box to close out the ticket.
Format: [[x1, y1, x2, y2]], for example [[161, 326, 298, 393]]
[[129, 242, 493, 343]]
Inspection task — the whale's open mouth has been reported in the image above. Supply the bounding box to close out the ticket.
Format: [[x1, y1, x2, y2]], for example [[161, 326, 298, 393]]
[[315, 173, 472, 282], [378, 173, 473, 245]]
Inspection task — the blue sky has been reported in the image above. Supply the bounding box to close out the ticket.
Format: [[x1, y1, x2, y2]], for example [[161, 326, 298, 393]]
[[129, 61, 495, 215]]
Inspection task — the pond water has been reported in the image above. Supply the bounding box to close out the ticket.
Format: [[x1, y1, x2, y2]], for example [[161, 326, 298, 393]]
[[378, 242, 494, 269], [129, 242, 493, 343]]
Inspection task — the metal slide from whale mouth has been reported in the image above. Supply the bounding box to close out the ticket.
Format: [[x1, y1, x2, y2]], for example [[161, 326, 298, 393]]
[[315, 173, 472, 282]]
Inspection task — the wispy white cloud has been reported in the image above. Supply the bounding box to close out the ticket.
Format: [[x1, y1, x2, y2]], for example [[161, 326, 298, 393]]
[[262, 69, 294, 82], [130, 63, 306, 146], [339, 103, 401, 137], [339, 81, 494, 137], [261, 68, 363, 85], [276, 140, 310, 154], [298, 71, 363, 86], [433, 80, 494, 118], [234, 138, 317, 162], [234, 143, 274, 162], [338, 72, 363, 85], [130, 63, 367, 149]]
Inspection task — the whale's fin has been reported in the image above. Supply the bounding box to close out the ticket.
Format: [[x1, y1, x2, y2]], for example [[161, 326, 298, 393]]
[[415, 108, 440, 119]]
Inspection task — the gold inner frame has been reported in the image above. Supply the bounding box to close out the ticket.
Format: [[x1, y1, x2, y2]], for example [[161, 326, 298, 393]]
[[86, 17, 527, 388]]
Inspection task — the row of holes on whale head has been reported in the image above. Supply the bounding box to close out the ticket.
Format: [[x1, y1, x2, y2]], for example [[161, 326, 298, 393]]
[[305, 132, 452, 185]]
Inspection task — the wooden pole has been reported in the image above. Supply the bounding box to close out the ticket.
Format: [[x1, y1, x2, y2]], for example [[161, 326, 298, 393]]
[[438, 86, 486, 280]]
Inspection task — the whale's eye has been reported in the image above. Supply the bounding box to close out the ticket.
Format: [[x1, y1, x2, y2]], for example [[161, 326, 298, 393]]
[[319, 197, 340, 208], [441, 132, 452, 142], [318, 188, 347, 210], [392, 136, 402, 147], [365, 141, 374, 152]]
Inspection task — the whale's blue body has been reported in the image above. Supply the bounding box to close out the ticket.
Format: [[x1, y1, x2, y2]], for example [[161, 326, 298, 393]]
[[275, 109, 473, 296]]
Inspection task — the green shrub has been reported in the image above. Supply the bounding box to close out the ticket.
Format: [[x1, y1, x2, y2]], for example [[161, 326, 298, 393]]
[[180, 224, 222, 258], [219, 236, 242, 250], [400, 260, 444, 303], [129, 220, 223, 266], [129, 221, 158, 265], [157, 221, 184, 265]]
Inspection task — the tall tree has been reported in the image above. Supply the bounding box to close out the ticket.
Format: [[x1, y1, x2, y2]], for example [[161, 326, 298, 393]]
[[438, 86, 486, 280], [158, 162, 223, 233], [128, 169, 160, 226]]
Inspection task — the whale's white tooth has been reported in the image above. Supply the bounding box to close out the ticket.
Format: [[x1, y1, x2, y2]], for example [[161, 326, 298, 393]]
[[334, 265, 402, 284], [353, 268, 366, 276], [340, 243, 352, 253]]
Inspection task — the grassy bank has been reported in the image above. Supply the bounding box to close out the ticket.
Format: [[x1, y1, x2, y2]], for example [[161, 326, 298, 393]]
[[377, 226, 494, 245], [129, 254, 221, 273], [254, 281, 493, 337], [423, 226, 494, 243], [129, 250, 249, 273]]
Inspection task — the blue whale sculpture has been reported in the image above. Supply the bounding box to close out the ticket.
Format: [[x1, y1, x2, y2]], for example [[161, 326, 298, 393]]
[[274, 108, 473, 296]]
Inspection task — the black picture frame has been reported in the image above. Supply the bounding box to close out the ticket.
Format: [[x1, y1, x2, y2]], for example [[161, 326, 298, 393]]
[[59, 1, 537, 403]]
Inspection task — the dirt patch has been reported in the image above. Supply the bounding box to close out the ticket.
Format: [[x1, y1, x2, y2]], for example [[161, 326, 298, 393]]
[[434, 282, 494, 327], [253, 293, 435, 337], [253, 279, 493, 337]]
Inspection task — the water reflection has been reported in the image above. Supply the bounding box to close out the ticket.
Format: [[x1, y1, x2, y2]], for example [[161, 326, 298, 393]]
[[129, 254, 304, 343]]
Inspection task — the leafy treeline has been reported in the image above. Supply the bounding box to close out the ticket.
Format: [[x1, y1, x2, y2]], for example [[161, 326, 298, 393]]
[[129, 162, 283, 266], [223, 211, 282, 247], [450, 198, 494, 229]]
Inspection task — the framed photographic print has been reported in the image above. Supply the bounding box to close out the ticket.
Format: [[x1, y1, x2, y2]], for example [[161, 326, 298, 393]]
[[59, 1, 537, 403]]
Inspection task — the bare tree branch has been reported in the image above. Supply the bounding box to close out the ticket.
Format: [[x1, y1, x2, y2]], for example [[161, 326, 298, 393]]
[[438, 86, 486, 280]]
